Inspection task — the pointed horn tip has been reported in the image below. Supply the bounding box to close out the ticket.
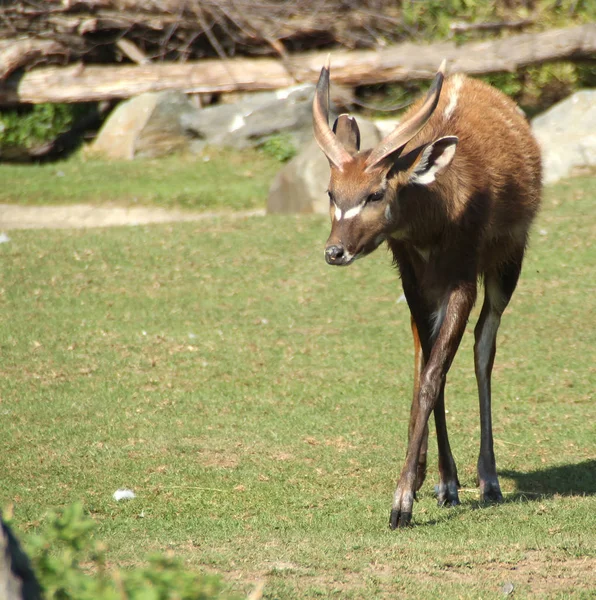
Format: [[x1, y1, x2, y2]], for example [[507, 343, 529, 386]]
[[324, 54, 331, 71], [438, 58, 447, 75]]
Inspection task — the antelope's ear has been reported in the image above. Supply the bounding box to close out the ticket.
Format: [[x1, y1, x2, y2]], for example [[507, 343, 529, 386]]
[[332, 114, 361, 155], [409, 136, 458, 186]]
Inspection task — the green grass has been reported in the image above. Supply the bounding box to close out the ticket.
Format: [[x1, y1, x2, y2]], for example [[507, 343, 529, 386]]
[[0, 175, 595, 599], [0, 148, 280, 210]]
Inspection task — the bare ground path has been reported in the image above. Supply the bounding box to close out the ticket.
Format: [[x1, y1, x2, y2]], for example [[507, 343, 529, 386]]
[[0, 203, 266, 230]]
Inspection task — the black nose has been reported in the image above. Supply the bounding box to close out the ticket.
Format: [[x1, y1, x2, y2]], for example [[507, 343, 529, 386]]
[[325, 245, 344, 264]]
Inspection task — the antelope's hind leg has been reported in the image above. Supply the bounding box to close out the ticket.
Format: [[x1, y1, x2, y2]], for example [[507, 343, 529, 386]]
[[433, 382, 461, 507], [474, 254, 524, 503]]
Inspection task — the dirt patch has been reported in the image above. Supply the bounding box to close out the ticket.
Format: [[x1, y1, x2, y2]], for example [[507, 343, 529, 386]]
[[398, 552, 596, 596], [0, 203, 265, 230], [491, 553, 596, 596], [198, 449, 240, 470]]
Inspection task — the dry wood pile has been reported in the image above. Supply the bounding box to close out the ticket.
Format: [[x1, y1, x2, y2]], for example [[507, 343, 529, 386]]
[[0, 0, 411, 78]]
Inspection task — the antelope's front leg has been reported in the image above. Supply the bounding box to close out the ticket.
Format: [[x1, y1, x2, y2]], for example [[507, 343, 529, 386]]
[[408, 316, 429, 491], [390, 282, 476, 529]]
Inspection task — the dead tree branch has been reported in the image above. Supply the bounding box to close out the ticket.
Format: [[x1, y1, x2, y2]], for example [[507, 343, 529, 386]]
[[0, 24, 594, 105]]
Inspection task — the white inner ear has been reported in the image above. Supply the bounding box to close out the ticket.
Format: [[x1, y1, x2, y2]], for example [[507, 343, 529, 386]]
[[410, 136, 458, 186]]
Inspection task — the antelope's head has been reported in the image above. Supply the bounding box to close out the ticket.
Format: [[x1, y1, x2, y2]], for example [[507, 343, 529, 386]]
[[313, 59, 457, 266]]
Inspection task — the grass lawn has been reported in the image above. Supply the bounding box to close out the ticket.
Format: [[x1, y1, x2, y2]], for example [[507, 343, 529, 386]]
[[0, 169, 594, 599], [0, 148, 281, 211]]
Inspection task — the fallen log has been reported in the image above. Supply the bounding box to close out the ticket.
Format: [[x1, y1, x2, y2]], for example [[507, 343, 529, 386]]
[[0, 37, 67, 80], [0, 24, 594, 105]]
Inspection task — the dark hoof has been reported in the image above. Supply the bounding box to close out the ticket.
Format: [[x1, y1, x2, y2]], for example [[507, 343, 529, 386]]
[[391, 487, 415, 529], [435, 481, 461, 507], [480, 481, 503, 504], [389, 509, 412, 530]]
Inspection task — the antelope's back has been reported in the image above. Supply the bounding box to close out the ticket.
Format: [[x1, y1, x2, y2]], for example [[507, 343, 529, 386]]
[[405, 74, 542, 250]]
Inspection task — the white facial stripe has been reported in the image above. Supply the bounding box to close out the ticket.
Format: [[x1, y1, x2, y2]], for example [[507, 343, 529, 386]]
[[343, 201, 365, 220], [334, 204, 342, 220]]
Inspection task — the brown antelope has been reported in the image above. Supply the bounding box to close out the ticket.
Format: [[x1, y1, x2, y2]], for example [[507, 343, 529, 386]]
[[313, 59, 541, 528]]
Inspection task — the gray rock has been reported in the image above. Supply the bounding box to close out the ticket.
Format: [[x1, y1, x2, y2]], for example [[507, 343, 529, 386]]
[[532, 90, 596, 185], [89, 91, 199, 159], [1, 519, 42, 600], [267, 118, 382, 214], [133, 92, 198, 158], [183, 83, 316, 152]]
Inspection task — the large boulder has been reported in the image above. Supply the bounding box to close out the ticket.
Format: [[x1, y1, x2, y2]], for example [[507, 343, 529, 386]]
[[532, 90, 596, 185], [88, 91, 198, 159], [267, 118, 382, 214], [182, 83, 316, 152]]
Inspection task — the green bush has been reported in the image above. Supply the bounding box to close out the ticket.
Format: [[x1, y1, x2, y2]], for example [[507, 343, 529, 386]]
[[361, 59, 596, 121], [259, 133, 297, 162], [0, 103, 91, 150], [402, 0, 495, 40], [19, 503, 238, 600]]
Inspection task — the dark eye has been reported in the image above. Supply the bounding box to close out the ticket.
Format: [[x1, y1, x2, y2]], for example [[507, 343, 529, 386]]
[[367, 191, 384, 203], [327, 190, 335, 204]]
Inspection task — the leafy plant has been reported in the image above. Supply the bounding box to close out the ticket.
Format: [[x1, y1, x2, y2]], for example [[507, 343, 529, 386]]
[[259, 133, 297, 162], [481, 71, 524, 99], [0, 103, 91, 149], [482, 62, 587, 116], [23, 503, 236, 600], [361, 59, 593, 121]]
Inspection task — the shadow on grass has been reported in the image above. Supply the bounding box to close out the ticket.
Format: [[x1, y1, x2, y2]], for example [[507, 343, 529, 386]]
[[409, 461, 596, 524], [501, 459, 596, 499], [406, 461, 596, 527]]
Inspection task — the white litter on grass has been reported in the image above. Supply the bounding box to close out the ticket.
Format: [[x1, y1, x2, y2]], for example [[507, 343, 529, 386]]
[[113, 488, 136, 501], [502, 582, 515, 596], [0, 232, 10, 244]]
